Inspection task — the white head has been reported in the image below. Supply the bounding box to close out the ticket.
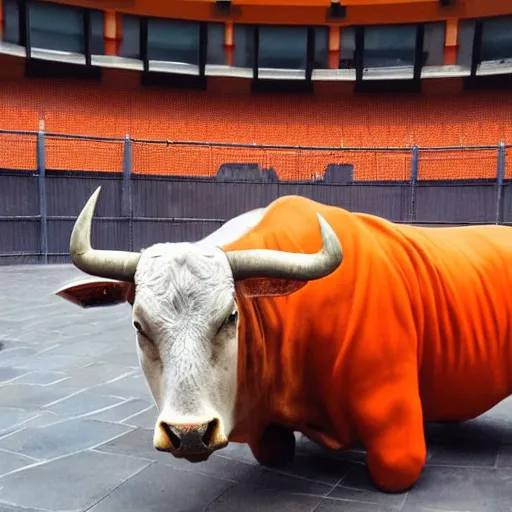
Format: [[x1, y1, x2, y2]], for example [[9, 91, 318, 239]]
[[133, 243, 239, 460], [56, 187, 343, 462]]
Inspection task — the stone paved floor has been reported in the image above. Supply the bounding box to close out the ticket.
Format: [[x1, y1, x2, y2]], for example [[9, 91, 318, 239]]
[[1, 265, 512, 511]]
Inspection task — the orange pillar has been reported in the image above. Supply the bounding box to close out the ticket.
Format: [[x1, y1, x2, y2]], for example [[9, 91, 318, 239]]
[[104, 10, 118, 56], [328, 25, 340, 69], [444, 18, 459, 65], [224, 21, 234, 66]]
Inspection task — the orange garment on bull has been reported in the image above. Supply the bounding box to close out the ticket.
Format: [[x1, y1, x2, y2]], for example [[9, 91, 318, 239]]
[[221, 195, 512, 492]]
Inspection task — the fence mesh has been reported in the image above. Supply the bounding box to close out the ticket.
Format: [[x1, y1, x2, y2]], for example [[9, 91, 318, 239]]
[[0, 133, 37, 170], [417, 148, 498, 180], [0, 131, 508, 182], [131, 142, 412, 181], [45, 136, 124, 172]]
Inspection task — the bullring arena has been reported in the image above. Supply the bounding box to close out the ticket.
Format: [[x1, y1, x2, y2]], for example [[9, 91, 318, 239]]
[[2, 0, 512, 510]]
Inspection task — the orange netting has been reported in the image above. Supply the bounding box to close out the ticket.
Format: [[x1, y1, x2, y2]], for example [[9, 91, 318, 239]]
[[0, 133, 37, 170], [417, 149, 498, 180], [0, 78, 510, 180], [45, 137, 124, 172]]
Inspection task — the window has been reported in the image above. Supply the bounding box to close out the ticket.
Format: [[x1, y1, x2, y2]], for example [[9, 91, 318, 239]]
[[258, 25, 307, 69], [29, 1, 83, 53], [457, 19, 475, 68], [120, 15, 140, 59], [207, 22, 225, 65], [313, 27, 329, 69], [27, 1, 103, 55], [3, 0, 20, 44], [339, 27, 356, 69], [147, 18, 200, 65], [90, 10, 105, 55], [481, 16, 512, 62], [363, 24, 416, 68], [423, 22, 445, 67], [233, 24, 254, 68]]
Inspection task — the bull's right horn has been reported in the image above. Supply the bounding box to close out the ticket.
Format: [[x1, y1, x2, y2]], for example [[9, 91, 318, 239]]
[[69, 187, 140, 282], [226, 213, 343, 281]]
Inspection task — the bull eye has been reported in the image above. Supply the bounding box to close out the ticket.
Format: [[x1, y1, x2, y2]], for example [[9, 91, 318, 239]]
[[226, 311, 238, 325], [133, 321, 142, 333]]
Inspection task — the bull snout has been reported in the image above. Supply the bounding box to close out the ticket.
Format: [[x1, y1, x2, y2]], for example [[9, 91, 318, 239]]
[[154, 418, 228, 461]]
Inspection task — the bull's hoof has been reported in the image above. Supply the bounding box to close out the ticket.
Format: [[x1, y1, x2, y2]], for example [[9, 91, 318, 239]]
[[250, 424, 296, 467]]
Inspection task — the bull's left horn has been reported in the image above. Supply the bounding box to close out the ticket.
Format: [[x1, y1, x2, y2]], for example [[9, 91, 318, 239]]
[[226, 213, 343, 281], [70, 186, 140, 282]]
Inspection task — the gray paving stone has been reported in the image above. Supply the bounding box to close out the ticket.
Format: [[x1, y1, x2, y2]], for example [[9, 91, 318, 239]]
[[86, 399, 152, 424], [0, 450, 151, 512], [62, 362, 137, 389], [328, 465, 407, 509], [316, 498, 400, 511], [87, 462, 234, 512], [0, 450, 35, 476], [44, 390, 124, 418], [92, 373, 152, 402], [3, 265, 512, 511], [95, 427, 255, 481], [11, 371, 68, 386], [0, 384, 82, 409], [205, 483, 322, 511], [0, 418, 132, 461], [121, 405, 157, 430], [402, 466, 512, 512], [0, 408, 40, 436], [0, 368, 28, 384]]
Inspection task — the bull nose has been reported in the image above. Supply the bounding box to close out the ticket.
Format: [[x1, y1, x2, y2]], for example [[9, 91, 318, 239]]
[[154, 418, 227, 456]]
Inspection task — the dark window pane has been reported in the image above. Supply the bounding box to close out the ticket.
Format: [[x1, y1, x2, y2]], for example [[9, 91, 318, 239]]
[[207, 22, 225, 65], [90, 10, 105, 55], [313, 27, 329, 69], [120, 15, 140, 59], [364, 24, 416, 68], [481, 16, 512, 62], [258, 25, 307, 69], [3, 0, 20, 44], [233, 24, 254, 68], [339, 27, 356, 69], [28, 0, 84, 53], [457, 19, 475, 68], [423, 22, 445, 66], [147, 18, 199, 65]]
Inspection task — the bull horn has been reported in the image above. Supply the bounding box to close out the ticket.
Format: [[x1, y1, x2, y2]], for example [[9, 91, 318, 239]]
[[226, 213, 343, 281], [70, 186, 140, 282]]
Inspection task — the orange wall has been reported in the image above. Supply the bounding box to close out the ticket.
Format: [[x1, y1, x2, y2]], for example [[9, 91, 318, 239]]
[[0, 77, 511, 180], [39, 0, 512, 26]]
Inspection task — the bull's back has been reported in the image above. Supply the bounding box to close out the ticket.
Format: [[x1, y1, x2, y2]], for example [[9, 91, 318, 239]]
[[395, 224, 512, 421]]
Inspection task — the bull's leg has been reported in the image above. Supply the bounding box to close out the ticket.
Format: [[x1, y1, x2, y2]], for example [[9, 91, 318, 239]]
[[354, 377, 426, 493], [249, 424, 296, 467]]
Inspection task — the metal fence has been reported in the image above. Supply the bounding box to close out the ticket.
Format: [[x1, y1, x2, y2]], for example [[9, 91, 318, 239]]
[[0, 129, 510, 265]]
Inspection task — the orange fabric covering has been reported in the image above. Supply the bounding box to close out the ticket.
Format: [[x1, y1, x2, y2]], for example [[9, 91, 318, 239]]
[[222, 195, 512, 492], [0, 78, 512, 179]]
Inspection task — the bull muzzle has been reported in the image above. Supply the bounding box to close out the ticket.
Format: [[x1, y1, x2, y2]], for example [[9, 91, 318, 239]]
[[154, 418, 228, 462]]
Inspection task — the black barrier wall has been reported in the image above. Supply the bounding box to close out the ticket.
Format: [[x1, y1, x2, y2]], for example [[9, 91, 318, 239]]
[[0, 129, 510, 265], [0, 169, 508, 265]]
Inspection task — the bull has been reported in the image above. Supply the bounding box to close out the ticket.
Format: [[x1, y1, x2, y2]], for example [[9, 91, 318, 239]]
[[57, 186, 512, 493]]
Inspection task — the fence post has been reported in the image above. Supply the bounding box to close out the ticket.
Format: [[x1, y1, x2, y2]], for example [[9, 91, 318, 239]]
[[496, 142, 505, 225], [410, 145, 419, 224], [122, 134, 133, 251], [37, 120, 48, 264]]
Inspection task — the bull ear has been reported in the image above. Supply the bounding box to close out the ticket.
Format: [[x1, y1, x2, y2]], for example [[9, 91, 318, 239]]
[[55, 277, 135, 308], [236, 278, 308, 299]]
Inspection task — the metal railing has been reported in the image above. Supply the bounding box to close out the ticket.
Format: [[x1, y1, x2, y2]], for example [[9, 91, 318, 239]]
[[0, 128, 510, 264]]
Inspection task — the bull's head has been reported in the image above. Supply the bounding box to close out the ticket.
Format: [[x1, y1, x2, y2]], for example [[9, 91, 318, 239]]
[[57, 187, 343, 462]]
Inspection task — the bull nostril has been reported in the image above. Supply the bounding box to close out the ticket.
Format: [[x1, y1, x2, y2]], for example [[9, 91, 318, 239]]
[[161, 422, 181, 449], [201, 419, 219, 448]]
